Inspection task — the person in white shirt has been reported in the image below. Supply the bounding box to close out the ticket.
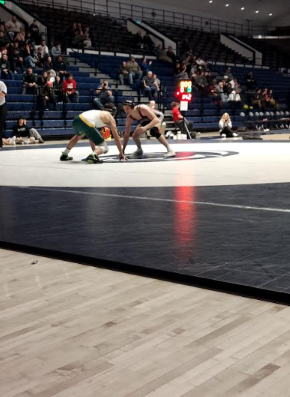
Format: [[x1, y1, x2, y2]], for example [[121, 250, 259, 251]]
[[5, 16, 23, 40], [0, 80, 7, 149], [60, 108, 127, 163], [219, 113, 238, 138]]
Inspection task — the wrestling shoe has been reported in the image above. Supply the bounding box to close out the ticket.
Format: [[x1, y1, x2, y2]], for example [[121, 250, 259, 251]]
[[85, 154, 103, 164], [131, 148, 143, 157], [163, 150, 176, 158], [60, 152, 73, 161]]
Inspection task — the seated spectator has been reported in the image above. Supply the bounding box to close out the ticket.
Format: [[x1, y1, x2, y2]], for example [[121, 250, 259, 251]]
[[53, 55, 67, 79], [207, 80, 219, 101], [153, 74, 160, 92], [245, 71, 257, 91], [83, 30, 92, 49], [23, 43, 35, 68], [0, 53, 13, 80], [22, 67, 37, 94], [267, 89, 278, 109], [143, 32, 154, 51], [228, 81, 241, 103], [34, 46, 45, 67], [143, 71, 156, 100], [51, 42, 62, 60], [216, 81, 227, 102], [43, 56, 54, 71], [171, 101, 196, 139], [166, 46, 176, 63], [196, 56, 206, 70], [0, 31, 9, 48], [10, 41, 24, 73], [225, 67, 233, 80], [219, 113, 238, 138], [93, 80, 114, 109], [47, 70, 56, 82], [127, 57, 142, 85], [251, 88, 262, 109], [195, 71, 208, 93], [54, 75, 63, 102], [5, 15, 23, 41], [119, 61, 129, 85], [15, 29, 26, 47], [28, 20, 41, 44], [12, 117, 44, 143], [175, 62, 189, 79], [140, 56, 152, 76], [63, 73, 79, 103], [156, 45, 172, 63], [133, 31, 143, 49], [37, 71, 57, 110], [38, 40, 49, 58]]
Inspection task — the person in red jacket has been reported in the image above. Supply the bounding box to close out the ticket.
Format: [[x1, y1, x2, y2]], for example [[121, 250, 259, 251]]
[[63, 74, 79, 103]]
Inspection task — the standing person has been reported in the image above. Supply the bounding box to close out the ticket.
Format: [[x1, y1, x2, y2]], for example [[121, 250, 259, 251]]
[[60, 109, 127, 162], [0, 80, 7, 149], [122, 100, 175, 158], [219, 113, 238, 138]]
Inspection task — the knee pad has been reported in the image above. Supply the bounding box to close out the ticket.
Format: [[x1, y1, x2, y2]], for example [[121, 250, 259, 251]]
[[150, 127, 161, 139], [99, 141, 109, 154]]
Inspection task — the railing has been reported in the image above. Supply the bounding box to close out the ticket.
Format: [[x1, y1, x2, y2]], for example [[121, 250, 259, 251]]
[[16, 0, 281, 37]]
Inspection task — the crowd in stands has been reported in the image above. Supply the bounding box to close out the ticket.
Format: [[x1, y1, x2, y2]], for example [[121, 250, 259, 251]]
[[0, 15, 80, 114]]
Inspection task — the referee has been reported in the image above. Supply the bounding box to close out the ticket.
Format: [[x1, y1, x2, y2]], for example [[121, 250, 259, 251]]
[[0, 80, 7, 149]]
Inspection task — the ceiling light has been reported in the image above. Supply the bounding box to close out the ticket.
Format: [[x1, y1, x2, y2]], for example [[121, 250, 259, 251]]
[[255, 10, 259, 13], [269, 13, 273, 16], [209, 0, 213, 3], [241, 7, 244, 10], [225, 3, 229, 7]]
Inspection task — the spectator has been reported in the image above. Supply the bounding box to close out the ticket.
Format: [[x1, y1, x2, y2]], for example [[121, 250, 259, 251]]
[[153, 73, 160, 92], [28, 20, 41, 44], [53, 56, 67, 79], [0, 53, 13, 80], [196, 56, 206, 70], [23, 43, 35, 68], [43, 56, 54, 71], [156, 45, 172, 63], [5, 15, 23, 41], [252, 88, 262, 109], [216, 81, 227, 102], [93, 80, 114, 110], [127, 57, 142, 85], [166, 46, 176, 63], [219, 113, 238, 138], [12, 117, 44, 143], [195, 71, 208, 93], [0, 31, 9, 48], [171, 101, 196, 139], [10, 42, 24, 73], [267, 89, 278, 109], [34, 46, 45, 67], [83, 30, 92, 49], [63, 73, 79, 103], [119, 61, 129, 85], [51, 43, 62, 60], [207, 80, 219, 101], [38, 40, 49, 57], [133, 31, 143, 49], [15, 29, 26, 47], [140, 56, 152, 77], [225, 67, 233, 80], [245, 71, 257, 91], [143, 71, 157, 100], [179, 39, 190, 57], [143, 32, 154, 51], [22, 67, 37, 94], [0, 80, 7, 150], [54, 75, 63, 102], [175, 62, 188, 79]]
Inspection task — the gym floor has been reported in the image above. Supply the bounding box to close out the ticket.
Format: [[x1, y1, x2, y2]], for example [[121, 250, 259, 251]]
[[1, 138, 290, 302]]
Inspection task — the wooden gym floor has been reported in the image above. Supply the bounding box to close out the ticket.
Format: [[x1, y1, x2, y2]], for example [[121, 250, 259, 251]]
[[2, 248, 290, 397]]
